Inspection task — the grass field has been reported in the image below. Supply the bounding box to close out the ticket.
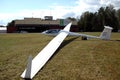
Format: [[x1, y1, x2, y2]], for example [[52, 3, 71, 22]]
[[0, 33, 120, 80]]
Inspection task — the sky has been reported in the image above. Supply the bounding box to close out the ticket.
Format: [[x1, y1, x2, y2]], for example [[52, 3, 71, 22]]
[[0, 0, 120, 26]]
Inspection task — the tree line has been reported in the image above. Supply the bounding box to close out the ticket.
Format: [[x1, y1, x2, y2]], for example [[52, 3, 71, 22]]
[[76, 5, 120, 32]]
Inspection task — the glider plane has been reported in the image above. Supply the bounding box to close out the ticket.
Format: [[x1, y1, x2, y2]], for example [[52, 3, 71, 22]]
[[21, 23, 113, 79], [41, 26, 113, 40]]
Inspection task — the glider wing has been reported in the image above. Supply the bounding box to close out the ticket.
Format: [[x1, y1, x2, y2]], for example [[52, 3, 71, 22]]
[[21, 23, 72, 79]]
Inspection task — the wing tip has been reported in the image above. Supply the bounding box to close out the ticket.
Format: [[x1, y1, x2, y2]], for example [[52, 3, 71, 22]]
[[21, 55, 32, 79]]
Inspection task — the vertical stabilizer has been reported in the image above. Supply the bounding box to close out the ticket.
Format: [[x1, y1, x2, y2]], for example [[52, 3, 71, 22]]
[[100, 26, 113, 40], [21, 55, 32, 79]]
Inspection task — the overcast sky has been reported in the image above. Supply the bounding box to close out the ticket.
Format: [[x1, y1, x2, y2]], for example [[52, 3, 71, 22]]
[[0, 0, 120, 26]]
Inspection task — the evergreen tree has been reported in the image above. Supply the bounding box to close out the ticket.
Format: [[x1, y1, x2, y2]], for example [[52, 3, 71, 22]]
[[117, 9, 120, 30], [77, 5, 119, 32], [104, 5, 119, 31]]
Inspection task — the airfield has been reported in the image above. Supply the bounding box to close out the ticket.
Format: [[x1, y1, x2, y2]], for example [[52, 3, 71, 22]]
[[0, 33, 120, 80]]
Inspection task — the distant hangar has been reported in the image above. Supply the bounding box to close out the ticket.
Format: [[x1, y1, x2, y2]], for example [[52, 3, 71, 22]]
[[7, 16, 79, 33]]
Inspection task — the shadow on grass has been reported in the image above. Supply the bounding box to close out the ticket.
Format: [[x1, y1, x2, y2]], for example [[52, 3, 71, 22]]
[[47, 37, 79, 63], [39, 37, 79, 70], [23, 37, 79, 79], [24, 78, 32, 80], [58, 37, 79, 51], [57, 37, 79, 54], [110, 40, 120, 42]]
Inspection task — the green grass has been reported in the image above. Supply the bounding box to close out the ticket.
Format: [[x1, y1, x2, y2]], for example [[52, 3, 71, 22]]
[[0, 33, 120, 80]]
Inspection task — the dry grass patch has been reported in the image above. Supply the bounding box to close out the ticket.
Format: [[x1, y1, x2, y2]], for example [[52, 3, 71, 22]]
[[0, 33, 120, 80]]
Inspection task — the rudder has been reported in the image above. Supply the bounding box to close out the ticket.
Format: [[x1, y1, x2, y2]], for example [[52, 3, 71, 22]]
[[100, 26, 113, 40]]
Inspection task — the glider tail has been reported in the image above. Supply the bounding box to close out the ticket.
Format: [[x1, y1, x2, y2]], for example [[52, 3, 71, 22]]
[[99, 26, 113, 40]]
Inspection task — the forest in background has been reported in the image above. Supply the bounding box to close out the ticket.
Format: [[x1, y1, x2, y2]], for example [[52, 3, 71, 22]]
[[69, 5, 120, 32]]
